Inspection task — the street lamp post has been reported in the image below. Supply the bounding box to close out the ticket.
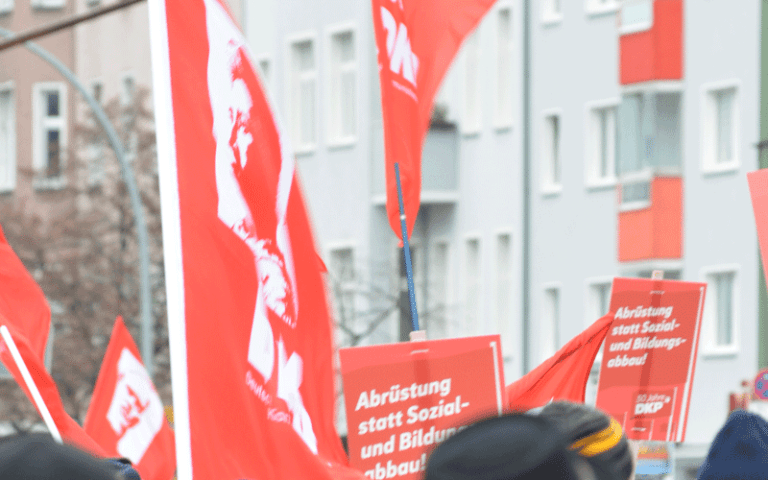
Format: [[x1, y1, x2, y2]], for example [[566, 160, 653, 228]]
[[0, 27, 155, 376]]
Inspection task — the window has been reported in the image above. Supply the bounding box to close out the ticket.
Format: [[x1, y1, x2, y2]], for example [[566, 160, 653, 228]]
[[495, 234, 512, 340], [32, 82, 67, 186], [702, 83, 739, 173], [257, 57, 271, 94], [31, 0, 64, 9], [329, 247, 355, 328], [542, 112, 561, 193], [541, 285, 560, 362], [495, 7, 513, 128], [288, 37, 317, 152], [0, 0, 13, 15], [0, 85, 15, 191], [701, 266, 738, 355], [619, 0, 653, 34], [542, 0, 562, 23], [88, 80, 105, 186], [427, 241, 450, 339], [328, 28, 356, 145], [586, 0, 619, 16], [586, 103, 617, 187], [586, 280, 612, 327], [462, 30, 481, 134], [464, 238, 482, 334]]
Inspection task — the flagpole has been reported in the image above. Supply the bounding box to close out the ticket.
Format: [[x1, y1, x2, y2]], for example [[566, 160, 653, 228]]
[[394, 163, 420, 333], [0, 325, 62, 443]]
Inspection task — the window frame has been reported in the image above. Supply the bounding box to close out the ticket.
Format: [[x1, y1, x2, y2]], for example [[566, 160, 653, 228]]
[[327, 243, 357, 331], [285, 32, 319, 154], [585, 0, 619, 17], [493, 230, 514, 349], [0, 0, 13, 15], [325, 22, 358, 148], [31, 82, 68, 189], [31, 0, 65, 9], [701, 80, 740, 175], [540, 282, 562, 363], [427, 239, 453, 339], [541, 109, 563, 195], [461, 28, 482, 135], [541, 0, 563, 25], [463, 235, 484, 335], [493, 3, 514, 130], [584, 99, 619, 189], [700, 264, 739, 357], [255, 54, 273, 99], [0, 81, 16, 192]]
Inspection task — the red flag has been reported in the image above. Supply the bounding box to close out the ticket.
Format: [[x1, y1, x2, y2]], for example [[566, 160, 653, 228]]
[[0, 320, 107, 457], [0, 223, 51, 361], [372, 0, 496, 239], [84, 317, 175, 480], [148, 0, 365, 478], [748, 169, 768, 283], [506, 313, 614, 411]]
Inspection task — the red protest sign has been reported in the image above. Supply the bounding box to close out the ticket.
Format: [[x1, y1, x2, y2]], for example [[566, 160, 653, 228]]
[[596, 277, 706, 442], [340, 335, 505, 480]]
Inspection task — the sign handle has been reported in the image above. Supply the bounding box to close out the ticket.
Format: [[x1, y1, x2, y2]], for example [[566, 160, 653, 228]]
[[394, 163, 420, 333]]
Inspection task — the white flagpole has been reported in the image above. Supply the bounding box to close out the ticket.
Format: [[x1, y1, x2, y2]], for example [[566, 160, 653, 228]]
[[0, 325, 62, 443]]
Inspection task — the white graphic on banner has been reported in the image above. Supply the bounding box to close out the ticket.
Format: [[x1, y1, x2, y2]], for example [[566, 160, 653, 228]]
[[106, 348, 163, 463], [204, 0, 317, 453], [380, 5, 420, 86]]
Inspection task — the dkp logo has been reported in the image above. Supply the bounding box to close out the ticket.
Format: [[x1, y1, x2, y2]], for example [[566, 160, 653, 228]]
[[380, 4, 420, 87]]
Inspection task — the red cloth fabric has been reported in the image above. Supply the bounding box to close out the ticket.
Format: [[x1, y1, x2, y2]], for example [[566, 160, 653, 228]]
[[0, 223, 51, 361], [0, 320, 107, 457], [84, 317, 176, 480], [372, 0, 497, 239], [151, 0, 366, 478], [506, 313, 614, 411]]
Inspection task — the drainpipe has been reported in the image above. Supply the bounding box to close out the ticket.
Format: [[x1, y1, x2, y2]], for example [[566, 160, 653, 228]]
[[521, 0, 531, 374]]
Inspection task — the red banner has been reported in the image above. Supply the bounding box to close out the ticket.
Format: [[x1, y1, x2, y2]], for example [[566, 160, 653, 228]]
[[372, 0, 496, 239], [595, 278, 706, 442], [148, 0, 365, 478], [0, 320, 107, 457], [0, 223, 51, 362], [340, 336, 505, 480], [748, 169, 768, 285], [84, 317, 176, 480], [506, 312, 614, 411]]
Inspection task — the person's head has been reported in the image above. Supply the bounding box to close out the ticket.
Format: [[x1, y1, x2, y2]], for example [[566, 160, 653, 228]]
[[424, 402, 634, 480], [424, 413, 584, 480], [0, 433, 120, 479], [537, 401, 635, 480], [696, 409, 768, 480]]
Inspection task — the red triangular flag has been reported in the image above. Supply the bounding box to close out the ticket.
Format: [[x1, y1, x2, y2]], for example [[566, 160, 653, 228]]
[[84, 317, 175, 480], [372, 0, 497, 239], [506, 312, 614, 411], [0, 320, 107, 457], [148, 0, 366, 478], [0, 223, 51, 361]]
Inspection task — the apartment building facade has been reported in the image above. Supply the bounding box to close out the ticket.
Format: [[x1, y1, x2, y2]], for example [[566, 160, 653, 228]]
[[245, 0, 765, 476]]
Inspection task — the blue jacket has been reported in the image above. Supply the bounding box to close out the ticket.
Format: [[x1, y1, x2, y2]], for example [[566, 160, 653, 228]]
[[697, 410, 768, 480]]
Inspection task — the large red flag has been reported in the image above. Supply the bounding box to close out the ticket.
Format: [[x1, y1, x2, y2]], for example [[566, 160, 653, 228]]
[[0, 223, 51, 361], [148, 0, 365, 478], [84, 317, 175, 480], [373, 0, 497, 239], [0, 320, 107, 457], [506, 312, 614, 411]]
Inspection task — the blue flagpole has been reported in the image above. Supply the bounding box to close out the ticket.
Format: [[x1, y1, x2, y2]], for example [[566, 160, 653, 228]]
[[394, 163, 420, 333]]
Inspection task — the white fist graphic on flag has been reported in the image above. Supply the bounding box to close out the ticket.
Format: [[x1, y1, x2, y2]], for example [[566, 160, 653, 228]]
[[204, 0, 317, 454], [106, 349, 164, 463]]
